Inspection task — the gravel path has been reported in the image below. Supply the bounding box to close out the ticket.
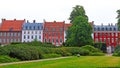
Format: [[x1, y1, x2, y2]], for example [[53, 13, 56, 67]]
[[0, 57, 70, 66]]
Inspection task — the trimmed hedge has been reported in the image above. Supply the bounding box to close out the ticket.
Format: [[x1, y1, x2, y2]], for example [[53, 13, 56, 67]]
[[0, 55, 19, 63], [42, 54, 61, 59], [0, 44, 104, 61]]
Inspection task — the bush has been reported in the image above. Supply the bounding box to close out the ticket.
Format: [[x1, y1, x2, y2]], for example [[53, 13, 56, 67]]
[[93, 42, 106, 53], [90, 52, 105, 56], [0, 55, 19, 63], [41, 54, 61, 59], [113, 45, 120, 56]]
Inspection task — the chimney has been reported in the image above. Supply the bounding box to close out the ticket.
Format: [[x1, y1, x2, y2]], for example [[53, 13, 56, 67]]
[[54, 20, 56, 23], [14, 18, 16, 20], [27, 20, 29, 23], [33, 20, 35, 23], [2, 18, 6, 21]]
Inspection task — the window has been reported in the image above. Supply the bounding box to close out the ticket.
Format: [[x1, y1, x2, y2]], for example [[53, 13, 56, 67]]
[[28, 36, 29, 39], [39, 31, 41, 34], [28, 31, 30, 34], [7, 39, 9, 43], [106, 28, 108, 31], [34, 26, 35, 30], [60, 28, 63, 31], [18, 39, 20, 42], [29, 26, 31, 30], [38, 26, 40, 30], [26, 26, 28, 30], [11, 33, 13, 36], [52, 32, 54, 36], [39, 36, 41, 39], [114, 28, 116, 31], [35, 35, 37, 39], [94, 28, 96, 31], [52, 39, 54, 43], [14, 33, 16, 36], [3, 39, 6, 43], [98, 27, 100, 31], [31, 35, 33, 39], [24, 35, 26, 39], [60, 32, 62, 36], [102, 28, 104, 31], [24, 31, 26, 34], [52, 28, 55, 31], [18, 33, 20, 36], [110, 28, 112, 31], [4, 32, 6, 36], [32, 31, 34, 34], [35, 31, 37, 34], [0, 39, 1, 43], [48, 39, 50, 43], [7, 33, 10, 36], [60, 38, 62, 43], [56, 32, 58, 36], [44, 39, 46, 42], [0, 32, 2, 36], [56, 38, 58, 43]]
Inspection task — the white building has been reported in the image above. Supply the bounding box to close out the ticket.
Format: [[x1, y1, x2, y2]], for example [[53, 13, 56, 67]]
[[22, 20, 43, 42]]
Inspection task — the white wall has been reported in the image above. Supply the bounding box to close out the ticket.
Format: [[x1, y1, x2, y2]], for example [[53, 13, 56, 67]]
[[22, 30, 43, 42]]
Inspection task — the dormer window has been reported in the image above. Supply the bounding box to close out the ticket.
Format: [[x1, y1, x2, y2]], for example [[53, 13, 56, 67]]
[[98, 27, 100, 31], [102, 28, 104, 31], [110, 28, 112, 31], [94, 28, 96, 31], [114, 28, 116, 31]]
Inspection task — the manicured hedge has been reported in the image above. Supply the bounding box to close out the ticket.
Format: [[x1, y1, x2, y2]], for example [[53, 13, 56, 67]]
[[0, 55, 19, 63], [0, 44, 104, 62]]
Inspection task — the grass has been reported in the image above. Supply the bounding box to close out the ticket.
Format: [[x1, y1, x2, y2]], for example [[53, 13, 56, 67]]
[[0, 56, 120, 68]]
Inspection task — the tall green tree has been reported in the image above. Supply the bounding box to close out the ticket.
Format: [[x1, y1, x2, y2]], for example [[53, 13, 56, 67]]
[[66, 5, 93, 46], [69, 5, 88, 23], [117, 9, 120, 30]]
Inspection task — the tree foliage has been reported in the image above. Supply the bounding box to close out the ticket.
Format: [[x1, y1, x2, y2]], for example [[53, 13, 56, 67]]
[[117, 9, 120, 31], [66, 5, 93, 46], [69, 5, 88, 23]]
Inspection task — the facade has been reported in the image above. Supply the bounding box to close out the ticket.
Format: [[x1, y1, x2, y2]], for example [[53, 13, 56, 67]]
[[64, 23, 72, 42], [22, 20, 43, 42], [43, 21, 65, 46], [0, 19, 25, 44], [93, 23, 118, 52]]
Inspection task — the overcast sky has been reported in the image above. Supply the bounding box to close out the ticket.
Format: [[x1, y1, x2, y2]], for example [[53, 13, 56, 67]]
[[0, 0, 120, 25]]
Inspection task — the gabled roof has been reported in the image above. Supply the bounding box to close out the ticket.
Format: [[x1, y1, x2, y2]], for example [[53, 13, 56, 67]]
[[0, 19, 25, 31]]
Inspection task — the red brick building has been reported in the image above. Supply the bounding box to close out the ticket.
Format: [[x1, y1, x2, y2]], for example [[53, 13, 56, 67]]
[[64, 23, 72, 42], [93, 23, 118, 52], [43, 21, 65, 46], [0, 19, 25, 45]]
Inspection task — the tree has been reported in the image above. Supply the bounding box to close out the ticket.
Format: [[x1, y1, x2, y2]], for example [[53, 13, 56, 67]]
[[117, 9, 120, 30], [66, 5, 93, 46], [69, 5, 88, 23]]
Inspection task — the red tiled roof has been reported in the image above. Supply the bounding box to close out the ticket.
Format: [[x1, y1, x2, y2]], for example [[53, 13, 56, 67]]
[[0, 19, 25, 31], [44, 21, 65, 28], [64, 23, 72, 30]]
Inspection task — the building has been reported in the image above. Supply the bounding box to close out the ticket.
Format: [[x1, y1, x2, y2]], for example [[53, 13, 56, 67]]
[[93, 23, 118, 52], [22, 20, 43, 42], [0, 19, 25, 45], [64, 23, 72, 42], [43, 21, 65, 46]]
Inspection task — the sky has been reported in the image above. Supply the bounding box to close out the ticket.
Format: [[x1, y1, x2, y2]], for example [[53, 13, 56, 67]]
[[0, 0, 120, 25]]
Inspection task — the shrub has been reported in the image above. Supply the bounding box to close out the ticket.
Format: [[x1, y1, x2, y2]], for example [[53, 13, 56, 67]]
[[113, 45, 120, 56], [93, 42, 106, 53], [41, 54, 61, 59], [90, 52, 105, 56], [0, 55, 19, 63]]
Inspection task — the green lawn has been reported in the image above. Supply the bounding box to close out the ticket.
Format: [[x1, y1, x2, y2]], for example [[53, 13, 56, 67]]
[[0, 56, 120, 68]]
